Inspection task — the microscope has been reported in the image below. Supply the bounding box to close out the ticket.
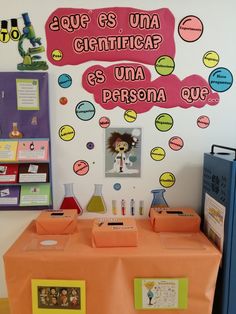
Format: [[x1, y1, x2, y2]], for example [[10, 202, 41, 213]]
[[17, 13, 48, 71]]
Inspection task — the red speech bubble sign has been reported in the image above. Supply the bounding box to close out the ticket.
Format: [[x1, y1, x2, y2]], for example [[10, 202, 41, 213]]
[[45, 7, 175, 66], [82, 63, 220, 113]]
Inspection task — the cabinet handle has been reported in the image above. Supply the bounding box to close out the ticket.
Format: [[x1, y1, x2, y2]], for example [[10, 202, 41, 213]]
[[210, 144, 236, 160]]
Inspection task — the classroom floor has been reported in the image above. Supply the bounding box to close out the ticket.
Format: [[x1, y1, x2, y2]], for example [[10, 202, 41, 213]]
[[0, 299, 10, 314]]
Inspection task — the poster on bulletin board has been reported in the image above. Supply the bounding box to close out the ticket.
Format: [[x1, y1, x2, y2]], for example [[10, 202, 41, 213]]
[[105, 127, 142, 177]]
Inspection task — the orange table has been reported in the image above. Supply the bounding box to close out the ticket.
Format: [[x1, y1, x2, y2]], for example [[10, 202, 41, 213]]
[[4, 219, 221, 314]]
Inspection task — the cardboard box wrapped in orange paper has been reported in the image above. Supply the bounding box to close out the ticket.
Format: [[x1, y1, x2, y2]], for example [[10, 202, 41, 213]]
[[35, 209, 78, 235], [150, 207, 201, 233], [92, 218, 138, 247]]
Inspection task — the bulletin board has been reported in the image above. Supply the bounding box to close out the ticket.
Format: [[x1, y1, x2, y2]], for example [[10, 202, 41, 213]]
[[0, 72, 52, 210], [0, 72, 49, 138], [43, 4, 234, 216], [0, 1, 235, 217]]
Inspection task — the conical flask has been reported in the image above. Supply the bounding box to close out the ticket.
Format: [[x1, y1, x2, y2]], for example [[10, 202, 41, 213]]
[[150, 188, 168, 213], [60, 183, 83, 215], [9, 122, 23, 138], [86, 184, 107, 213]]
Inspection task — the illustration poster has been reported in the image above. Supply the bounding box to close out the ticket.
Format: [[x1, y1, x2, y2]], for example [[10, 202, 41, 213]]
[[134, 278, 188, 310], [105, 128, 141, 177]]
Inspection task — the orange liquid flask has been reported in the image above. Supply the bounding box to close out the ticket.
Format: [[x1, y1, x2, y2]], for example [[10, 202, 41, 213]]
[[60, 183, 83, 215]]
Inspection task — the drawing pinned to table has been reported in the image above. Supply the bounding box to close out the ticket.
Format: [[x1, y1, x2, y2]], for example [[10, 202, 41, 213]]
[[32, 279, 86, 314], [134, 278, 188, 310]]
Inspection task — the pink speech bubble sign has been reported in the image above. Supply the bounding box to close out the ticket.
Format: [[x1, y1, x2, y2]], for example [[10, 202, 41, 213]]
[[82, 63, 220, 113], [45, 7, 175, 66]]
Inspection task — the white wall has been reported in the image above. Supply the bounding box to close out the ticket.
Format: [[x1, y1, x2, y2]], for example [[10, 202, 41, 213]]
[[0, 0, 236, 297]]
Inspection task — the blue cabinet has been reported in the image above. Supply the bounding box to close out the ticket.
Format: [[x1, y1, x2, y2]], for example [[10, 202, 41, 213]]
[[202, 145, 236, 314]]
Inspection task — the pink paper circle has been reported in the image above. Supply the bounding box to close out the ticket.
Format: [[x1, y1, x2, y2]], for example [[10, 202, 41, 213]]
[[178, 16, 203, 42]]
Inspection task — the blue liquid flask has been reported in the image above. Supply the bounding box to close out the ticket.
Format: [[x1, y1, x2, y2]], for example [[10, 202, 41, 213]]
[[150, 189, 168, 213]]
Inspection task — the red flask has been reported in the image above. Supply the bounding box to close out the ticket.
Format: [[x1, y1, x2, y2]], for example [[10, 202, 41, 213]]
[[60, 183, 83, 215]]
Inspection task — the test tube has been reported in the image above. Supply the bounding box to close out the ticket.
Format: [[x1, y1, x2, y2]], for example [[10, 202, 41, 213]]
[[112, 200, 117, 215], [130, 199, 135, 215], [121, 199, 126, 215], [139, 200, 144, 215]]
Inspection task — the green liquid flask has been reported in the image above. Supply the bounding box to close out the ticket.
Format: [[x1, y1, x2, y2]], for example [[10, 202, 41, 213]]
[[86, 184, 107, 213]]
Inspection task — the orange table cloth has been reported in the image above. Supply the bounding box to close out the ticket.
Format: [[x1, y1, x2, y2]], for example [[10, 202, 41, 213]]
[[3, 219, 221, 314]]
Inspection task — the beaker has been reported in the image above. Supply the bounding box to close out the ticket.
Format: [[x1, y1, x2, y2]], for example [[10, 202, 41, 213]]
[[86, 184, 107, 213], [60, 183, 83, 215], [150, 188, 168, 211]]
